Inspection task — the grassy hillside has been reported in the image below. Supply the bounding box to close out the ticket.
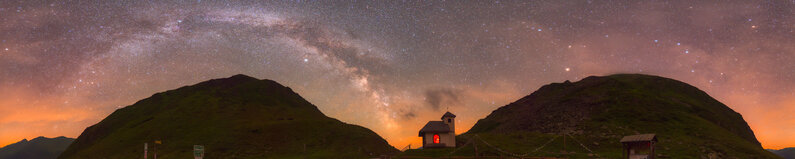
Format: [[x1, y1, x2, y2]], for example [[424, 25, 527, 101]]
[[403, 74, 778, 159], [0, 136, 74, 159], [59, 74, 397, 159]]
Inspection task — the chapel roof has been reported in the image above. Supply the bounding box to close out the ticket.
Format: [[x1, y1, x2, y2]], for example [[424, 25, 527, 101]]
[[418, 121, 450, 136]]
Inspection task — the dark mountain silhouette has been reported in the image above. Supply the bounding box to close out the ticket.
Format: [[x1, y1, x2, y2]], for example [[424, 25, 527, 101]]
[[0, 136, 74, 159], [59, 74, 398, 159], [769, 148, 795, 159], [460, 74, 779, 158]]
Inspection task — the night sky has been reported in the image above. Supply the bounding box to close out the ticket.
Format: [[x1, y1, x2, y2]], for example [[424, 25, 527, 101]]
[[1, 0, 793, 149]]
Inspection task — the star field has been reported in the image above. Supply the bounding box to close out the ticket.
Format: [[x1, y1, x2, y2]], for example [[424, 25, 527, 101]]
[[0, 0, 793, 149]]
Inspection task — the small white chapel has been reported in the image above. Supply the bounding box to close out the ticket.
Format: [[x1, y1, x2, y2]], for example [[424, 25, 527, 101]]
[[418, 112, 456, 148]]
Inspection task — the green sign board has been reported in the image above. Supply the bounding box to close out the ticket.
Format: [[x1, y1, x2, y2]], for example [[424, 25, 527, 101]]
[[193, 145, 204, 158]]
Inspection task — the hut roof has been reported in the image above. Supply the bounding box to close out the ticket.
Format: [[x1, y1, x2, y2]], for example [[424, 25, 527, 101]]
[[620, 134, 658, 143], [418, 121, 450, 136]]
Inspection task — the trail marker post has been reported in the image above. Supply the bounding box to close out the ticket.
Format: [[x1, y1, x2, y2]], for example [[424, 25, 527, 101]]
[[152, 140, 161, 159], [193, 145, 205, 159], [144, 143, 148, 159]]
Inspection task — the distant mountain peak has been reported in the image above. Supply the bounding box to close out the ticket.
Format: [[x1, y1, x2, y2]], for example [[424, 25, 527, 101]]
[[228, 74, 259, 81], [193, 74, 263, 87], [769, 147, 795, 159], [0, 136, 74, 159]]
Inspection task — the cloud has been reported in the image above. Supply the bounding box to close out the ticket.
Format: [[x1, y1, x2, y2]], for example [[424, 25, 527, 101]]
[[424, 88, 464, 111], [399, 109, 417, 120]]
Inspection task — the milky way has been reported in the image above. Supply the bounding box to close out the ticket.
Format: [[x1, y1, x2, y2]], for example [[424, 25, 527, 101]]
[[0, 0, 793, 149]]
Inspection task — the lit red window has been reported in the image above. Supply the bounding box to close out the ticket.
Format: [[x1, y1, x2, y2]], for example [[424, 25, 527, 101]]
[[433, 134, 440, 143]]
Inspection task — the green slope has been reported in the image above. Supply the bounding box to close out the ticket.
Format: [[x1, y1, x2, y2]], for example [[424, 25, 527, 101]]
[[59, 74, 397, 159], [403, 74, 778, 158], [0, 136, 74, 159]]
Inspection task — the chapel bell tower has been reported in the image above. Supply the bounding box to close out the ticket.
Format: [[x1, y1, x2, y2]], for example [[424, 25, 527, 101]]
[[441, 112, 456, 134]]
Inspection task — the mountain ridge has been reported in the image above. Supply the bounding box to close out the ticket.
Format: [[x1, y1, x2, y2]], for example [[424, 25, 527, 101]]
[[458, 74, 777, 158], [0, 136, 74, 159], [59, 74, 398, 158], [769, 148, 795, 159]]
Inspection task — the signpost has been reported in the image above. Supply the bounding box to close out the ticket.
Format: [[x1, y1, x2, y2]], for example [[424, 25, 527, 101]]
[[193, 145, 205, 159], [144, 143, 148, 159], [153, 140, 161, 159]]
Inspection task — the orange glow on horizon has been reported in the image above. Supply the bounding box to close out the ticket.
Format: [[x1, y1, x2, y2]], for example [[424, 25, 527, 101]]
[[1, 78, 793, 150], [0, 86, 99, 148]]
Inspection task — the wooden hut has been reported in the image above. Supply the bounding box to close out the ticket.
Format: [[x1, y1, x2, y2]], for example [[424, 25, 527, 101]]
[[620, 134, 657, 159]]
